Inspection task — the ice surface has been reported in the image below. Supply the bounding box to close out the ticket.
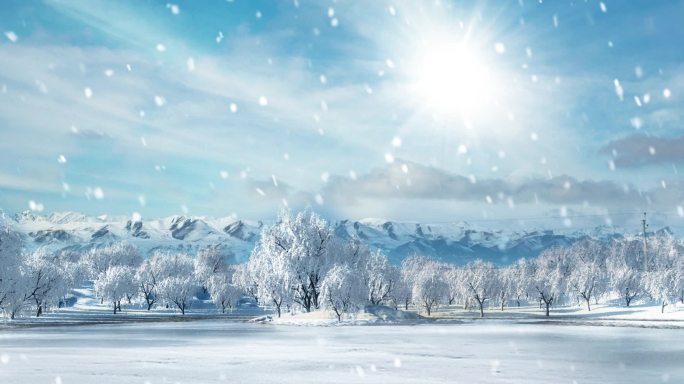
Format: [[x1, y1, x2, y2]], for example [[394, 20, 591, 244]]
[[1, 321, 682, 383]]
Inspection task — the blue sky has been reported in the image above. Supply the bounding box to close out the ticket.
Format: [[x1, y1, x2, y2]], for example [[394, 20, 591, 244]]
[[1, 0, 683, 229]]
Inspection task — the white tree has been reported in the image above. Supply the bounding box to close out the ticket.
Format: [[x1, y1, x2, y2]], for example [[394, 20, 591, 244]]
[[464, 260, 498, 318], [94, 265, 136, 314], [321, 264, 365, 321], [0, 217, 25, 319], [24, 248, 68, 317], [156, 252, 196, 315], [411, 259, 448, 316], [643, 268, 677, 313], [532, 248, 570, 317], [568, 260, 604, 311], [135, 256, 161, 310], [195, 245, 233, 293], [365, 250, 397, 306], [83, 242, 141, 279], [247, 209, 340, 313], [497, 266, 516, 312], [387, 276, 412, 310], [207, 269, 242, 314], [234, 263, 259, 304]]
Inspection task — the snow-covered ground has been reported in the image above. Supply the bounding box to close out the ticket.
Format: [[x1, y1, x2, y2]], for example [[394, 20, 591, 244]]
[[1, 320, 682, 383]]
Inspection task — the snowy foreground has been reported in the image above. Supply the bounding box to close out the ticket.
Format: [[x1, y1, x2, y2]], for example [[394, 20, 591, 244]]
[[1, 320, 683, 384]]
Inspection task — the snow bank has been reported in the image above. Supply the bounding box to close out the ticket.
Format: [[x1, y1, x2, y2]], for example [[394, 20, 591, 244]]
[[262, 305, 425, 326]]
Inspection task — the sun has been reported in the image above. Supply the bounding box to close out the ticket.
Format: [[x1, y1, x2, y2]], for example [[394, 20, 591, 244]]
[[412, 41, 495, 116]]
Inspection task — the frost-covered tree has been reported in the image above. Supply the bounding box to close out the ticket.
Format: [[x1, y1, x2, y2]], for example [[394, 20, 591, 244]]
[[606, 239, 644, 306], [248, 209, 338, 313], [0, 218, 25, 319], [464, 260, 498, 317], [155, 252, 196, 315], [643, 268, 677, 313], [321, 264, 365, 321], [207, 269, 242, 314], [135, 256, 161, 310], [233, 263, 259, 304], [496, 266, 516, 311], [24, 248, 68, 317], [387, 276, 412, 310], [364, 250, 397, 305], [248, 236, 293, 317], [94, 265, 136, 314], [195, 245, 233, 292], [82, 242, 142, 279], [568, 259, 604, 311], [532, 248, 570, 317], [411, 259, 448, 316]]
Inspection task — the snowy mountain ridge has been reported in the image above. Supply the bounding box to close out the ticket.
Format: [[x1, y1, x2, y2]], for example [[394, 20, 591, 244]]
[[9, 211, 656, 264]]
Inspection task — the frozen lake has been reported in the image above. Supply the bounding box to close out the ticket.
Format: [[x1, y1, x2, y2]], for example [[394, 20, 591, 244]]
[[1, 320, 682, 383]]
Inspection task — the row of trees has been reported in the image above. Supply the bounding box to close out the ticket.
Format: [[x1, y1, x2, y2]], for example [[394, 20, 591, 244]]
[[244, 210, 684, 318], [0, 215, 242, 318], [1, 211, 683, 320]]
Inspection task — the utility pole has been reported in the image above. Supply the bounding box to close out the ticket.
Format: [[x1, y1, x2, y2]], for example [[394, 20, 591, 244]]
[[642, 212, 648, 271]]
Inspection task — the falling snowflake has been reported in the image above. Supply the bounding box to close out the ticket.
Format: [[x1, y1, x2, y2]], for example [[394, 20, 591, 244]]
[[613, 79, 623, 101], [93, 187, 104, 200], [187, 57, 195, 72], [57, 154, 67, 164], [84, 87, 93, 99], [259, 96, 268, 106], [230, 103, 238, 113], [28, 200, 44, 212], [154, 95, 166, 107], [167, 3, 180, 15], [4, 31, 17, 42], [457, 144, 468, 154], [384, 153, 395, 163], [494, 42, 506, 54]]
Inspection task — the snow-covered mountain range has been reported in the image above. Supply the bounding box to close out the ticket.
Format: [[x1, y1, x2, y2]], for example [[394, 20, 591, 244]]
[[10, 211, 655, 264]]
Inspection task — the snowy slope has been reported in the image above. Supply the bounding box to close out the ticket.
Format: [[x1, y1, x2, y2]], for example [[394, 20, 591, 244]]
[[10, 211, 644, 264]]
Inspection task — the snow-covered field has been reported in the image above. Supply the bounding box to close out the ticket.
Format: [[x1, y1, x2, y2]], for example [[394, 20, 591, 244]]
[[1, 320, 682, 384]]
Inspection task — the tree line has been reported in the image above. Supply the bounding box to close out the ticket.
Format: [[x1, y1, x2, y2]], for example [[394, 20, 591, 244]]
[[1, 210, 683, 320]]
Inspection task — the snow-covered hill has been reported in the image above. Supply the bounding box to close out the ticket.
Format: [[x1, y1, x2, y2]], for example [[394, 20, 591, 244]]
[[10, 211, 644, 264]]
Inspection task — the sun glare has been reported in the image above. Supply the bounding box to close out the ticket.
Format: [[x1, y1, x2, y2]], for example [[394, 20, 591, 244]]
[[413, 42, 495, 116]]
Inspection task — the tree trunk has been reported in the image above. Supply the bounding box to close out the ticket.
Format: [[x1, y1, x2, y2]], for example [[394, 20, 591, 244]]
[[661, 301, 666, 313], [36, 304, 42, 317], [479, 302, 484, 318], [147, 301, 154, 311], [113, 302, 117, 314], [545, 301, 550, 317]]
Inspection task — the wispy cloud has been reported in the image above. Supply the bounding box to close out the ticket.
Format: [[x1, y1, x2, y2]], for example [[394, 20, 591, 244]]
[[322, 160, 682, 208], [600, 134, 684, 168]]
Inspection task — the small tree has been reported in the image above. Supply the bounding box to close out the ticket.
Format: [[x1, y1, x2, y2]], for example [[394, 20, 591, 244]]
[[412, 259, 448, 316], [322, 264, 365, 321], [464, 260, 498, 318], [207, 271, 242, 314], [94, 265, 136, 314]]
